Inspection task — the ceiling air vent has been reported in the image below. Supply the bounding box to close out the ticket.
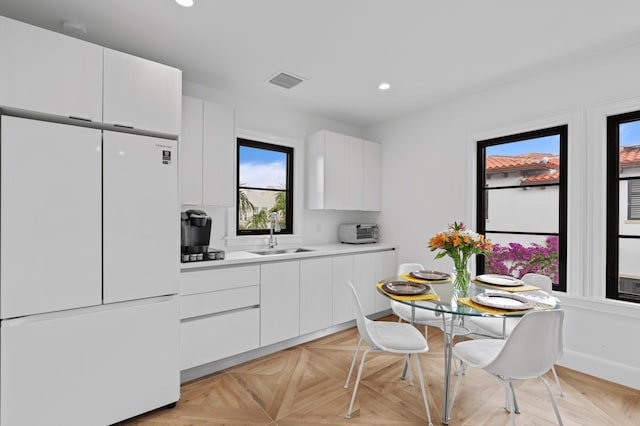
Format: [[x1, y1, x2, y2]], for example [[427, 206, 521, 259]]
[[268, 72, 304, 90]]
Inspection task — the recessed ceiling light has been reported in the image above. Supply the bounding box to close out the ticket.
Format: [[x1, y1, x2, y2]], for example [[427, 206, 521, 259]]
[[378, 82, 391, 90], [175, 0, 194, 7]]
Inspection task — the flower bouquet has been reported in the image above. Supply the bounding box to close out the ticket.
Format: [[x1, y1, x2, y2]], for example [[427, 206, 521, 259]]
[[428, 222, 492, 295]]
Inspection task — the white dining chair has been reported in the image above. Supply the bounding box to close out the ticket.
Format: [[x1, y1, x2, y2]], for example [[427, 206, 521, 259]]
[[450, 309, 565, 426], [343, 280, 433, 426], [391, 263, 452, 338], [469, 273, 564, 396]]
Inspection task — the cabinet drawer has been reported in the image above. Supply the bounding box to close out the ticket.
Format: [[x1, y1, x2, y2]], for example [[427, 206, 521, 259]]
[[180, 308, 259, 370], [180, 285, 259, 320], [180, 265, 260, 296]]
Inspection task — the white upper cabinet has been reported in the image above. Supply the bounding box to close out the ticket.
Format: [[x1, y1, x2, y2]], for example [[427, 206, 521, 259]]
[[0, 16, 102, 122], [203, 101, 235, 206], [363, 140, 382, 211], [103, 48, 182, 135], [306, 129, 381, 211], [180, 96, 204, 205], [180, 96, 235, 206]]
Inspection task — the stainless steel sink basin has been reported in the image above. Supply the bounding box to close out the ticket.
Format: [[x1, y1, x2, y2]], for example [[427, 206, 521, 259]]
[[249, 248, 314, 256]]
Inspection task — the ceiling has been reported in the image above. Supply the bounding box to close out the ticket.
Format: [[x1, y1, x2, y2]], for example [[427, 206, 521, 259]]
[[2, 0, 640, 128]]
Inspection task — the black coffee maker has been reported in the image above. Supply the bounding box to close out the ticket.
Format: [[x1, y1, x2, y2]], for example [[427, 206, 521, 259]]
[[181, 210, 212, 257]]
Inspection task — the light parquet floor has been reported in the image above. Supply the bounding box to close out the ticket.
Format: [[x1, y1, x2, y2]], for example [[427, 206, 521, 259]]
[[120, 317, 640, 426]]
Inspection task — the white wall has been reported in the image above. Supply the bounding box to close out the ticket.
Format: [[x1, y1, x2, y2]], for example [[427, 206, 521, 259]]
[[181, 81, 379, 249], [366, 42, 640, 389]]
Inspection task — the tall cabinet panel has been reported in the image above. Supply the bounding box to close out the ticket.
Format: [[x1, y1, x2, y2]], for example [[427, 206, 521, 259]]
[[0, 117, 102, 318], [180, 96, 204, 205], [0, 16, 102, 121], [103, 132, 178, 303], [202, 101, 235, 206], [103, 48, 182, 135]]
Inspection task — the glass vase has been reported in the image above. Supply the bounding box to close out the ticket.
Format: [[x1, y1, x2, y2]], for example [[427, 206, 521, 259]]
[[452, 261, 470, 297]]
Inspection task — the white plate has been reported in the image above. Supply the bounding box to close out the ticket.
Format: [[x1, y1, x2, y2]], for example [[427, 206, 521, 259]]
[[475, 274, 524, 287], [472, 290, 535, 310]]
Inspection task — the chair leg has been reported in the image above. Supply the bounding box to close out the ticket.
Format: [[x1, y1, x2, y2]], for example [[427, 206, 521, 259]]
[[344, 338, 363, 389], [413, 353, 433, 426], [508, 380, 521, 414], [504, 381, 516, 426], [346, 348, 370, 419], [448, 360, 465, 421], [551, 366, 565, 397], [538, 376, 564, 426]]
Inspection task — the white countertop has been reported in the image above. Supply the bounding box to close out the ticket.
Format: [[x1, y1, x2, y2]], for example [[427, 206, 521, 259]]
[[180, 242, 397, 271]]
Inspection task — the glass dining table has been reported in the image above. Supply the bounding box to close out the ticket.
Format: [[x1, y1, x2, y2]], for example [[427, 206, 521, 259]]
[[376, 274, 561, 425]]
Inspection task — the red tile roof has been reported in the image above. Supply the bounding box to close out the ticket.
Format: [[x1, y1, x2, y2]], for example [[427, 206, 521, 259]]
[[620, 145, 640, 169], [486, 147, 640, 185], [486, 153, 558, 174]]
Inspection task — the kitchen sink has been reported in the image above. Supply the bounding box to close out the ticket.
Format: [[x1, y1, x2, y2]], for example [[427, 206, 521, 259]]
[[249, 248, 314, 256]]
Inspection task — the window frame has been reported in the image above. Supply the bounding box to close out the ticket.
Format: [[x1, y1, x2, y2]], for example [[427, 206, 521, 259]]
[[476, 125, 568, 292], [606, 110, 640, 303], [236, 137, 294, 236]]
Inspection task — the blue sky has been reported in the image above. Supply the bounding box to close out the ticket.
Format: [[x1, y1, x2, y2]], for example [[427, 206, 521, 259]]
[[239, 146, 286, 188], [620, 120, 640, 147], [486, 135, 560, 156], [487, 119, 640, 156]]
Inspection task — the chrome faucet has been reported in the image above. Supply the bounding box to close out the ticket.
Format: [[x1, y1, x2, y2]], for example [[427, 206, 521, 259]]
[[268, 211, 281, 248]]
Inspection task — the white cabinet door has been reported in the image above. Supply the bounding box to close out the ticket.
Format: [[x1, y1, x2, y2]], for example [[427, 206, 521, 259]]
[[374, 250, 398, 312], [180, 96, 204, 205], [0, 117, 102, 318], [202, 100, 235, 206], [180, 307, 260, 370], [103, 48, 182, 135], [305, 130, 380, 211], [324, 132, 363, 210], [260, 260, 300, 346], [354, 253, 377, 316], [300, 257, 333, 335], [179, 97, 235, 206], [0, 16, 102, 122], [363, 140, 382, 211], [1, 297, 179, 426], [332, 255, 355, 325], [103, 132, 178, 303]]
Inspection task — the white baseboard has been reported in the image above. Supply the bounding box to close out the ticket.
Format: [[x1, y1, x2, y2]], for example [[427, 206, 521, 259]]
[[560, 349, 640, 390]]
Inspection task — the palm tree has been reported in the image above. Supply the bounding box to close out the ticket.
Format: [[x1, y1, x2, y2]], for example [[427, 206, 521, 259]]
[[238, 185, 255, 221], [247, 209, 268, 230]]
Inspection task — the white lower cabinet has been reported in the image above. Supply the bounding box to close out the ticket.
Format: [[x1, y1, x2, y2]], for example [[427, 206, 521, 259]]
[[180, 308, 259, 370], [354, 253, 377, 316], [179, 265, 260, 370], [178, 249, 396, 372], [374, 250, 398, 311], [300, 257, 333, 335], [332, 255, 355, 325], [334, 250, 397, 323], [260, 260, 300, 346]]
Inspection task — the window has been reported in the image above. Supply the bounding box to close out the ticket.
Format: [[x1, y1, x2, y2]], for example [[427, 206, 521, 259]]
[[629, 179, 640, 220], [476, 126, 568, 291], [606, 111, 640, 303], [236, 138, 293, 236]]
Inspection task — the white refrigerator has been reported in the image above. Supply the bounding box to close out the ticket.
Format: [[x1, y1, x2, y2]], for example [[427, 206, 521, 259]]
[[0, 116, 179, 425]]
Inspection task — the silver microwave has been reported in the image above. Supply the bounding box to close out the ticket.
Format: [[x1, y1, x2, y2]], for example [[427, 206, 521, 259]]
[[339, 223, 379, 244]]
